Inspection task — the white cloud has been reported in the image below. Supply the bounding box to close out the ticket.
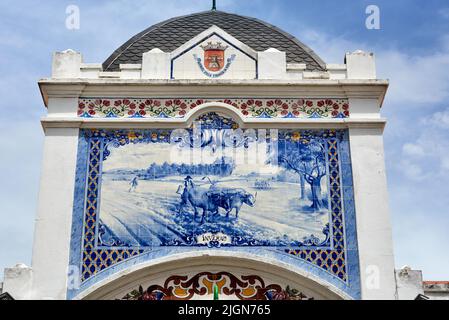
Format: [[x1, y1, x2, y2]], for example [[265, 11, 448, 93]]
[[399, 159, 426, 181], [423, 107, 449, 129], [442, 157, 449, 171], [402, 143, 425, 157], [377, 49, 449, 104], [439, 8, 449, 19], [300, 29, 449, 106], [301, 29, 363, 63], [398, 115, 449, 182]]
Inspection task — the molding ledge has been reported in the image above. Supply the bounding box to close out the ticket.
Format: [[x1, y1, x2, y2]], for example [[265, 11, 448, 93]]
[[39, 79, 389, 107], [41, 117, 387, 131]]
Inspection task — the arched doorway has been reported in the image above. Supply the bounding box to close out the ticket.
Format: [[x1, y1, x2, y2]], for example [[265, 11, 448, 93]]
[[77, 256, 348, 300]]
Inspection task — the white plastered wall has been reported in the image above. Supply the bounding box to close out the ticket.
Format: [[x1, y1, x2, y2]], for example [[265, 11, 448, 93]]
[[349, 118, 396, 300], [30, 97, 80, 299]]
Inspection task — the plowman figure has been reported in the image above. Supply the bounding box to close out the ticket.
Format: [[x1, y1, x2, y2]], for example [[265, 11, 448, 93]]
[[129, 176, 139, 192]]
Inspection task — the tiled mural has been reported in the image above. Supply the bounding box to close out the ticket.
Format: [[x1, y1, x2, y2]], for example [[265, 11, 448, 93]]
[[78, 98, 350, 119], [69, 111, 360, 299]]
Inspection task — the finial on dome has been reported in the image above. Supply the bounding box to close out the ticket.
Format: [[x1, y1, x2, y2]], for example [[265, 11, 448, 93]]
[[212, 0, 217, 11]]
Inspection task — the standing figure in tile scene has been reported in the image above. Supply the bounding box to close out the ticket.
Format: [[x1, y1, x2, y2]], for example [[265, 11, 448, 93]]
[[2, 0, 448, 302], [129, 176, 139, 193]]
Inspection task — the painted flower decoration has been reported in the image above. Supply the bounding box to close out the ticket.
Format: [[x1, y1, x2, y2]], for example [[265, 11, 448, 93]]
[[292, 132, 301, 141], [141, 292, 160, 300], [128, 132, 137, 141], [77, 98, 349, 119]]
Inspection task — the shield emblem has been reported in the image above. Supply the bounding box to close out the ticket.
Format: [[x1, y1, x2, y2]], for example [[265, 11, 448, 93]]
[[204, 49, 225, 72], [200, 42, 229, 73]]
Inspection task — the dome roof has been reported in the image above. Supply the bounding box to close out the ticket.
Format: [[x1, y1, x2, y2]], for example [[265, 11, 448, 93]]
[[103, 10, 326, 72]]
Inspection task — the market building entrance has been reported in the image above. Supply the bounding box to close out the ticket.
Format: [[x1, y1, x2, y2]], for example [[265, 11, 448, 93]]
[[78, 256, 346, 300]]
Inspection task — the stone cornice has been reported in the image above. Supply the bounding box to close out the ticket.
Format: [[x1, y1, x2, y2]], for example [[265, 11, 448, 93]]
[[39, 83, 86, 106], [41, 117, 387, 131], [39, 79, 389, 107]]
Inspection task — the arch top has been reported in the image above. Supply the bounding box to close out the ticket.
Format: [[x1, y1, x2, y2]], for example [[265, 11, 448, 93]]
[[184, 102, 245, 128], [74, 252, 350, 301]]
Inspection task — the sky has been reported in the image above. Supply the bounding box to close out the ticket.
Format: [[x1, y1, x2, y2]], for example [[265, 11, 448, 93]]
[[0, 0, 448, 281]]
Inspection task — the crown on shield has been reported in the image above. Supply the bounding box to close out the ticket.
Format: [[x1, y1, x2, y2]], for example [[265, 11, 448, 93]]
[[200, 41, 228, 51]]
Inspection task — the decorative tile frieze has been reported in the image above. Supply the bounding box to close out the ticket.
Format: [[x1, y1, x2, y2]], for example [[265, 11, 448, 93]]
[[121, 272, 314, 301], [77, 98, 350, 119]]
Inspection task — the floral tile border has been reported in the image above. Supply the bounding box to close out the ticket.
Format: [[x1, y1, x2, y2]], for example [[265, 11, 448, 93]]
[[78, 98, 350, 119]]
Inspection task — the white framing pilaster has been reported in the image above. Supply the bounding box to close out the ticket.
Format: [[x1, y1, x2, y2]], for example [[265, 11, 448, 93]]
[[349, 125, 396, 300], [30, 125, 79, 300]]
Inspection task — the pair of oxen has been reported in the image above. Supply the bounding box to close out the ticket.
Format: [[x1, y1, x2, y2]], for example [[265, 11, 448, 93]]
[[177, 176, 257, 224]]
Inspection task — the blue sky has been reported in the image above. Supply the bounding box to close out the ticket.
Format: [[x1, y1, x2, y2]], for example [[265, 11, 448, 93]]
[[0, 0, 448, 280]]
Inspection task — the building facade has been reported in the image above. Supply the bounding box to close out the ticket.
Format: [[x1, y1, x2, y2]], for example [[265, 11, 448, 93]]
[[1, 8, 414, 300]]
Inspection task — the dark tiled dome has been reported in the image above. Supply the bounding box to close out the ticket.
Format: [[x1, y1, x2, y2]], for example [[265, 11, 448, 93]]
[[103, 10, 326, 72]]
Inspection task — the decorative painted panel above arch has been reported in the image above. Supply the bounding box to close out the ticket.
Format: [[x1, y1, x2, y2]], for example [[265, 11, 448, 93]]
[[120, 272, 314, 301], [69, 111, 359, 300], [78, 98, 350, 119]]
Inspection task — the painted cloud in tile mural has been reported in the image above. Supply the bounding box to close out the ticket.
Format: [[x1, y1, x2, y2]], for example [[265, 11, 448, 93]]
[[96, 113, 333, 249]]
